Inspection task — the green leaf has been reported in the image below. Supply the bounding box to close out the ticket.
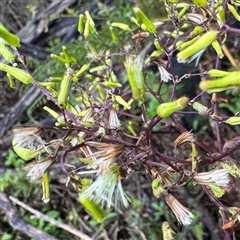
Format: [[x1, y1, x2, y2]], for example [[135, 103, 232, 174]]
[[0, 23, 20, 46]]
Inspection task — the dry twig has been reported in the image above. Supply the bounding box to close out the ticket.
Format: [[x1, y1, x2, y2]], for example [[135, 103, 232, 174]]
[[0, 191, 58, 240], [8, 194, 93, 240]]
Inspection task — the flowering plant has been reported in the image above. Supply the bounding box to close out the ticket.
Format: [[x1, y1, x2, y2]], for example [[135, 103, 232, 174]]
[[2, 1, 240, 239]]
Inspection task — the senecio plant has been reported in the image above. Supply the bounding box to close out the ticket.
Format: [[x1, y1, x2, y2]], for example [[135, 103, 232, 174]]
[[1, 0, 240, 238]]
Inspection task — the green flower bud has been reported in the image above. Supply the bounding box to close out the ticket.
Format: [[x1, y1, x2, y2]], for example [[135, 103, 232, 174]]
[[12, 140, 41, 160], [190, 26, 204, 37], [124, 55, 145, 101], [0, 41, 15, 62], [200, 71, 240, 93], [0, 23, 20, 46], [212, 41, 224, 59], [109, 26, 119, 44], [7, 73, 15, 88], [177, 30, 219, 63], [217, 6, 225, 23], [225, 117, 240, 125], [43, 106, 60, 119], [134, 7, 156, 33], [38, 82, 56, 87], [102, 81, 122, 88], [111, 22, 131, 31], [84, 19, 90, 38], [62, 46, 77, 64], [75, 64, 90, 78], [0, 63, 32, 84], [58, 68, 74, 109], [192, 0, 207, 7], [208, 69, 232, 77], [192, 102, 209, 115], [157, 97, 189, 118], [154, 39, 163, 53], [89, 65, 108, 73], [50, 54, 69, 63], [177, 36, 199, 51], [79, 197, 106, 223], [115, 95, 131, 109], [85, 11, 95, 33], [78, 14, 85, 34], [228, 4, 240, 21], [42, 172, 50, 203]]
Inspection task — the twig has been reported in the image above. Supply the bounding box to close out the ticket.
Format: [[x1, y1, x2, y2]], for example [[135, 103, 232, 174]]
[[9, 195, 93, 240], [0, 191, 58, 240]]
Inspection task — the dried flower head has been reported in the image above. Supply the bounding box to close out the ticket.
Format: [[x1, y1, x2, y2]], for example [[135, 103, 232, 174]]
[[12, 126, 43, 149], [174, 130, 195, 147], [193, 168, 230, 187], [186, 13, 207, 25], [150, 57, 172, 82], [165, 193, 194, 225], [80, 163, 130, 208], [158, 65, 173, 82], [108, 109, 121, 129], [24, 156, 55, 181], [12, 126, 46, 160], [86, 141, 124, 174]]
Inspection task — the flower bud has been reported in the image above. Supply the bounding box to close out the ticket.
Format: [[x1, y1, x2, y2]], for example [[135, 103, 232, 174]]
[[212, 41, 224, 59], [42, 172, 50, 203], [228, 4, 240, 21], [200, 71, 240, 93], [7, 73, 15, 88], [58, 68, 74, 109], [0, 23, 20, 46], [109, 26, 119, 44], [124, 55, 145, 101], [190, 26, 204, 36], [192, 102, 209, 115], [83, 19, 90, 38], [133, 7, 156, 33], [75, 64, 90, 78], [225, 116, 240, 125], [157, 97, 189, 118], [192, 0, 207, 7], [78, 14, 85, 34], [0, 41, 15, 62], [177, 30, 219, 63], [217, 6, 225, 23], [79, 197, 106, 223], [43, 106, 60, 119], [0, 63, 32, 84], [208, 69, 232, 77], [62, 46, 77, 64], [111, 22, 131, 31], [85, 11, 95, 33], [154, 39, 163, 53]]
